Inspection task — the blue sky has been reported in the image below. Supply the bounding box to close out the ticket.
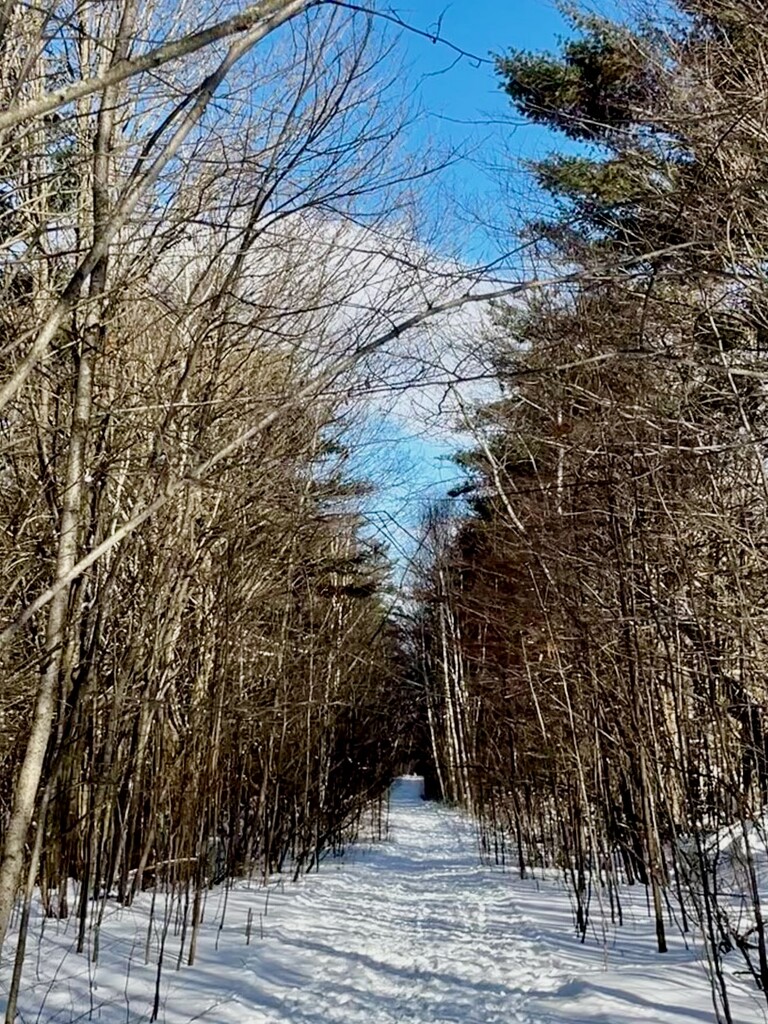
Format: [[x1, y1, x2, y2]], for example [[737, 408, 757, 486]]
[[397, 0, 576, 262], [399, 0, 570, 147], [360, 0, 578, 573]]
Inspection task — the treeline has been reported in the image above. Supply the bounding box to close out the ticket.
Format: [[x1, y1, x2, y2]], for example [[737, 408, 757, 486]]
[[414, 3, 768, 1019], [0, 0, 423, 1004]]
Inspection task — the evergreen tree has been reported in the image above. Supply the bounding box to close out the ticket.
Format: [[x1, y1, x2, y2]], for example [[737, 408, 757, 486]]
[[415, 3, 768, 1015]]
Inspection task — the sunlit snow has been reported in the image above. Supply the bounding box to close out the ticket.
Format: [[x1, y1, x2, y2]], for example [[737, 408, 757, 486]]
[[3, 777, 762, 1023]]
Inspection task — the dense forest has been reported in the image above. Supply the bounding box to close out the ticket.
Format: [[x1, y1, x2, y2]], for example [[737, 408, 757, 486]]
[[0, 3, 434, 1015], [414, 2, 768, 1020], [4, 1, 768, 1023]]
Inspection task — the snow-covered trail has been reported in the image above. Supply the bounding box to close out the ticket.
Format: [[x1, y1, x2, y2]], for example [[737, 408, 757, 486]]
[[3, 776, 764, 1023], [247, 776, 560, 1024]]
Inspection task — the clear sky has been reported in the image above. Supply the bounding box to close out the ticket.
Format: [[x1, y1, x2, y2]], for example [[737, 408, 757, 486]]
[[398, 0, 570, 145], [394, 0, 586, 259]]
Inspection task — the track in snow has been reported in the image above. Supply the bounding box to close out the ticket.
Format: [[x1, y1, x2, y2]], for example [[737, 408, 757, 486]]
[[3, 776, 763, 1024], [245, 775, 559, 1024]]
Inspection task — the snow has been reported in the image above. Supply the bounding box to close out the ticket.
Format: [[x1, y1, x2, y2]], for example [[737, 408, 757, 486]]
[[2, 776, 765, 1023]]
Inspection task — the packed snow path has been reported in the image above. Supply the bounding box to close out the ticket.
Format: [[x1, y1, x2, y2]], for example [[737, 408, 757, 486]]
[[249, 776, 559, 1024], [3, 776, 764, 1023]]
